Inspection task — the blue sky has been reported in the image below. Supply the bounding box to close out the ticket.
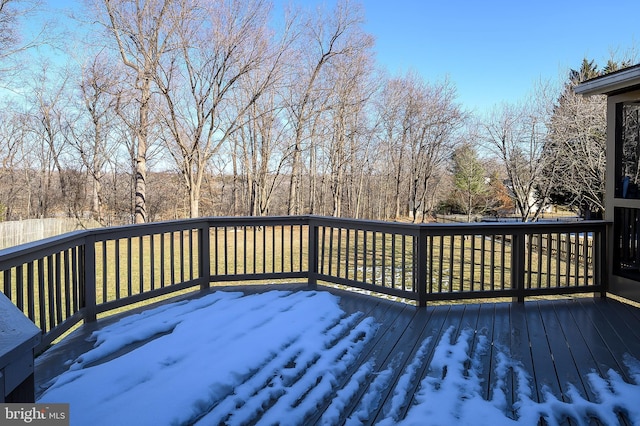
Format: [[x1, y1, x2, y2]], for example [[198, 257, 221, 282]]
[[357, 0, 640, 113], [41, 0, 640, 115]]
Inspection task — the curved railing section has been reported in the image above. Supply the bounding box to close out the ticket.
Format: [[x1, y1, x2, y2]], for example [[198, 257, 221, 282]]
[[0, 216, 608, 354]]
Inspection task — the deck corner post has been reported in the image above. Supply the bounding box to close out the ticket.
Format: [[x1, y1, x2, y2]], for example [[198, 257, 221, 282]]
[[596, 223, 608, 299], [199, 223, 211, 291], [511, 232, 526, 304], [82, 235, 97, 323], [416, 226, 428, 308], [308, 219, 318, 290]]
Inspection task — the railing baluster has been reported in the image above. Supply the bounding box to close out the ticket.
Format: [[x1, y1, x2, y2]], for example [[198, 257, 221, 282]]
[[280, 225, 284, 273], [16, 264, 24, 312], [150, 234, 156, 290], [372, 231, 377, 286], [526, 234, 533, 289], [438, 235, 444, 293], [354, 229, 359, 283], [299, 224, 303, 272], [180, 231, 185, 283], [27, 262, 35, 322], [127, 237, 133, 295], [102, 240, 108, 303], [363, 230, 367, 283], [253, 226, 257, 275], [401, 234, 406, 291], [139, 236, 145, 294], [3, 268, 11, 299], [345, 229, 350, 280], [262, 225, 266, 274], [381, 232, 386, 287], [583, 231, 589, 285], [574, 232, 580, 286], [470, 234, 475, 291], [271, 225, 276, 273], [290, 225, 294, 272], [428, 234, 434, 294], [565, 234, 571, 286], [500, 235, 506, 291], [320, 226, 326, 275], [38, 259, 46, 331], [390, 233, 395, 289], [448, 235, 454, 293], [536, 234, 542, 288], [337, 228, 343, 278], [112, 239, 120, 296], [546, 233, 552, 288], [63, 250, 71, 318], [489, 235, 498, 291], [231, 226, 238, 274], [71, 247, 79, 313], [213, 227, 219, 276], [189, 229, 194, 281], [460, 234, 465, 292], [223, 228, 228, 277], [47, 255, 55, 331]]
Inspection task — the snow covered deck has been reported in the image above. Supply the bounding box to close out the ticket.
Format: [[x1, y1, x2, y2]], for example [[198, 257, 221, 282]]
[[34, 283, 640, 425]]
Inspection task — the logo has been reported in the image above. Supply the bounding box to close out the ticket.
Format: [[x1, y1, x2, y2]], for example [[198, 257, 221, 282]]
[[1, 404, 69, 425]]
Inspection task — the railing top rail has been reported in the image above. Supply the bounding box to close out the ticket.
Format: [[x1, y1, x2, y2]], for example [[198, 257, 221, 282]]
[[0, 230, 89, 270], [308, 215, 421, 234], [415, 220, 610, 234], [308, 215, 610, 233]]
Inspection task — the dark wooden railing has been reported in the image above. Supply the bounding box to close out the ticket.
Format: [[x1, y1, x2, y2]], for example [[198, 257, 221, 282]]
[[0, 216, 608, 356]]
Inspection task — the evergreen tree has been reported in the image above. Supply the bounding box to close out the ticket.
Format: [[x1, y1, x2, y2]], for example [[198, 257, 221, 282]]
[[569, 58, 600, 84], [449, 144, 487, 222]]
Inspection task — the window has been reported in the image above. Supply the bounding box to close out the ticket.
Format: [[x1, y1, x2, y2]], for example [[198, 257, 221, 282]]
[[615, 101, 640, 198]]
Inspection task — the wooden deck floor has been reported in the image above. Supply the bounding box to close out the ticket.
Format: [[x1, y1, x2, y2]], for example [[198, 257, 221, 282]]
[[34, 283, 640, 425]]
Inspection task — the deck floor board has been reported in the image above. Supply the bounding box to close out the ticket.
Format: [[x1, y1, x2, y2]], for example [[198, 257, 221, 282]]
[[34, 284, 640, 424]]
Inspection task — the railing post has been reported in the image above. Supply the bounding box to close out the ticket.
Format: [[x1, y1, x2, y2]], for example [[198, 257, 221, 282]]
[[416, 226, 428, 307], [597, 224, 608, 299], [511, 232, 526, 303], [82, 235, 97, 323], [199, 223, 211, 291], [308, 219, 318, 290]]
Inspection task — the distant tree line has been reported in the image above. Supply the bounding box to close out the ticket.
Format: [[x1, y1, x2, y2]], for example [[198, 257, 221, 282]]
[[0, 0, 634, 225]]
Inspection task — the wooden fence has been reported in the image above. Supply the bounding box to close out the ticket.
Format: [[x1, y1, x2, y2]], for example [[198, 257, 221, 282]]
[[0, 218, 99, 250]]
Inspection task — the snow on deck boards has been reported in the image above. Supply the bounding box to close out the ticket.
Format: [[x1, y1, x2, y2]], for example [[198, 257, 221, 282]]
[[34, 284, 640, 425]]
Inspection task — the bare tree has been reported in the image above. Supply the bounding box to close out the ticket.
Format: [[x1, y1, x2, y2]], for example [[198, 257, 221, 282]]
[[0, 0, 51, 81], [480, 97, 555, 222], [234, 82, 290, 216], [376, 73, 463, 221], [93, 0, 179, 223], [283, 0, 373, 215], [547, 87, 606, 217], [63, 53, 122, 224], [0, 106, 29, 219], [324, 46, 375, 217], [153, 0, 289, 218]]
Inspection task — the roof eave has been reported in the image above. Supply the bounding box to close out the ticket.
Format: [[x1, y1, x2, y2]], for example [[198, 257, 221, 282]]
[[574, 65, 640, 96]]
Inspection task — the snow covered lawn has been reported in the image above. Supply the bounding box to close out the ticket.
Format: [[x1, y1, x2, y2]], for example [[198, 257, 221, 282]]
[[38, 290, 640, 425]]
